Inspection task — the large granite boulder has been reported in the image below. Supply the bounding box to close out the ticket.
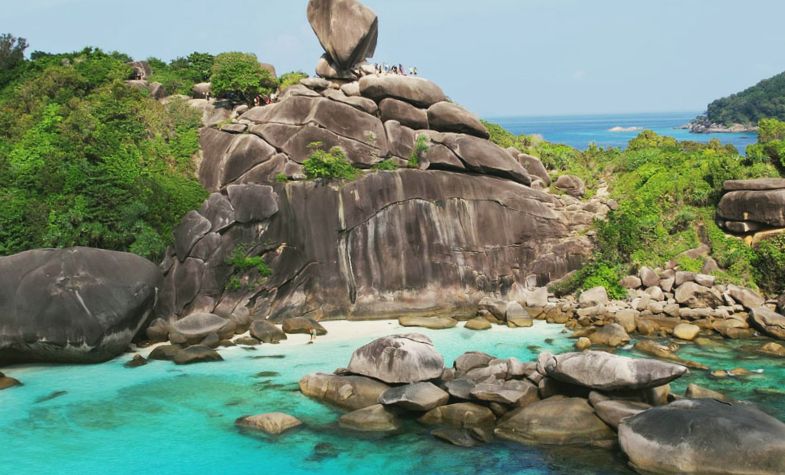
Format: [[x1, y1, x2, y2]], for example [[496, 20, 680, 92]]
[[674, 282, 723, 309], [0, 247, 162, 364], [307, 0, 378, 72], [379, 98, 428, 130], [427, 102, 489, 139], [249, 320, 287, 343], [750, 307, 785, 340], [554, 175, 585, 197], [619, 399, 785, 474], [347, 334, 444, 384], [495, 398, 615, 446], [718, 188, 785, 228], [538, 351, 687, 391], [359, 75, 447, 108], [299, 373, 390, 410], [169, 313, 236, 344]]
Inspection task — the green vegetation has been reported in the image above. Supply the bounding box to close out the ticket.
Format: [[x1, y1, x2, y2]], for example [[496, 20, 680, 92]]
[[550, 260, 627, 300], [277, 71, 308, 91], [147, 52, 214, 96], [303, 142, 359, 180], [225, 246, 272, 291], [747, 118, 785, 169], [210, 52, 275, 104], [372, 159, 398, 171], [753, 235, 785, 295], [0, 33, 28, 88], [0, 45, 206, 260], [575, 130, 780, 294], [704, 71, 785, 126], [274, 172, 289, 183], [409, 134, 430, 167]]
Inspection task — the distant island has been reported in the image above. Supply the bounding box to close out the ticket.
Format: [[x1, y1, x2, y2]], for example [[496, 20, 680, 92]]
[[688, 70, 785, 133]]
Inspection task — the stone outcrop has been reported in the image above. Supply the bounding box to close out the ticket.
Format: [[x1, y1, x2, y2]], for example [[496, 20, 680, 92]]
[[235, 412, 302, 435], [0, 247, 162, 364], [153, 0, 609, 327], [619, 399, 785, 474], [717, 178, 785, 235]]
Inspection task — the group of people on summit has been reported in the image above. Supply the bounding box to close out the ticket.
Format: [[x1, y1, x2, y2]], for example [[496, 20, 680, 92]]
[[373, 63, 417, 76]]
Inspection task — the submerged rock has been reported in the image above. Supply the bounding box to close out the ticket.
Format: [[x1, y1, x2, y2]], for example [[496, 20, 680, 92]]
[[235, 412, 303, 435], [619, 399, 785, 474], [539, 351, 688, 391], [347, 334, 444, 384], [495, 398, 615, 446], [0, 247, 162, 364], [431, 428, 479, 447], [338, 404, 400, 432]]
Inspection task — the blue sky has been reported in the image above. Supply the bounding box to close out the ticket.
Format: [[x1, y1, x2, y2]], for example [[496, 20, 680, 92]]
[[5, 0, 785, 116]]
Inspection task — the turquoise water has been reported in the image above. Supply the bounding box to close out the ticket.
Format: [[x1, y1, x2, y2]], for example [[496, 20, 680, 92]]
[[2, 321, 784, 475], [489, 112, 757, 153]]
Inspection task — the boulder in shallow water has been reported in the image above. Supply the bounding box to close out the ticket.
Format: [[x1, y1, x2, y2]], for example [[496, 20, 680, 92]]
[[0, 373, 21, 390], [464, 318, 492, 331], [495, 397, 615, 446], [619, 399, 785, 474], [378, 382, 449, 411], [169, 313, 236, 344], [299, 373, 389, 410], [431, 428, 479, 447], [587, 323, 630, 347], [0, 247, 162, 364], [235, 412, 302, 435], [173, 345, 223, 365], [338, 404, 400, 432], [347, 334, 444, 384], [539, 351, 688, 391]]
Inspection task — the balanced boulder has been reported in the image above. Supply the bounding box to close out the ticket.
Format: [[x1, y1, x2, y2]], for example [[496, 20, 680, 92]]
[[347, 334, 444, 384], [539, 351, 687, 391], [0, 247, 162, 364], [619, 399, 785, 474], [307, 0, 378, 72]]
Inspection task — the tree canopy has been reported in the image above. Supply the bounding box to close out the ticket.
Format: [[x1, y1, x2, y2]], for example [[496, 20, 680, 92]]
[[705, 71, 785, 126]]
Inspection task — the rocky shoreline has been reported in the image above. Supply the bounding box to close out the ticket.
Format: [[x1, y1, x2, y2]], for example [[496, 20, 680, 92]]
[[230, 333, 785, 474]]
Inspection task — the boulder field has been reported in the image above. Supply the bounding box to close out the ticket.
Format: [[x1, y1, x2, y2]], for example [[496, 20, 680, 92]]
[[717, 178, 785, 241], [0, 247, 162, 364], [293, 334, 785, 474]]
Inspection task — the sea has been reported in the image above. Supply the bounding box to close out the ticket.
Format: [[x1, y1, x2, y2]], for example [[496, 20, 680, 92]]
[[488, 112, 757, 153], [2, 321, 784, 475]]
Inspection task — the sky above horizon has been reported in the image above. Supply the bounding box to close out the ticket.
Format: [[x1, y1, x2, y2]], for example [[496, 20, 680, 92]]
[[5, 0, 785, 117]]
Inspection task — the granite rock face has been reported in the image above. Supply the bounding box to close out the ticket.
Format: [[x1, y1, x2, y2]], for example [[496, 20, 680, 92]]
[[0, 247, 162, 364], [154, 0, 605, 325]]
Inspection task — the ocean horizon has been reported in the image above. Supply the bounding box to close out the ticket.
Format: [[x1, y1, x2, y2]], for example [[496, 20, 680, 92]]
[[487, 111, 758, 153]]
